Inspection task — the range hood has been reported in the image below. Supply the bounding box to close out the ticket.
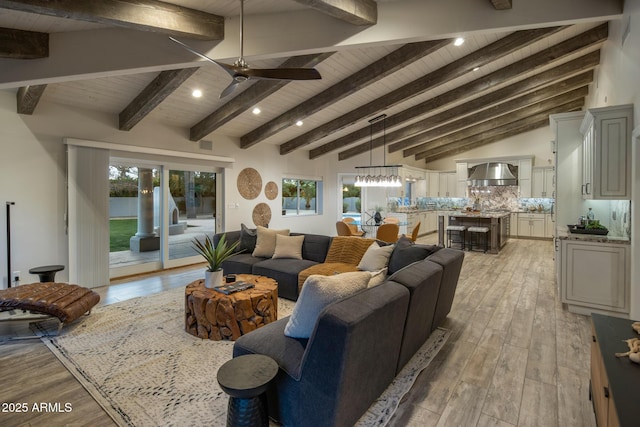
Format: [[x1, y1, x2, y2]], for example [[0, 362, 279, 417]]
[[467, 162, 517, 186]]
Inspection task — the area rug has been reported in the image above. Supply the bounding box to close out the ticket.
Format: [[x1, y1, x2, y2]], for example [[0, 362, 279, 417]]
[[35, 287, 449, 427]]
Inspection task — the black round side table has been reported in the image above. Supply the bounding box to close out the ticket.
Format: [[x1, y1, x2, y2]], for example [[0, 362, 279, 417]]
[[28, 265, 65, 282], [217, 354, 278, 427]]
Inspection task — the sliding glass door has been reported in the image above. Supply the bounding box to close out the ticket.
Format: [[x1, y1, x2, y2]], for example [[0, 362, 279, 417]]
[[108, 159, 221, 277]]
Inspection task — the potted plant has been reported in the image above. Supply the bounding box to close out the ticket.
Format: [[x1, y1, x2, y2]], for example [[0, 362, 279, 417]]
[[192, 233, 240, 288]]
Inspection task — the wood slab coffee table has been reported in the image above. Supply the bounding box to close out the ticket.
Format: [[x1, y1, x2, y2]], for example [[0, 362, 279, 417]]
[[184, 274, 278, 341]]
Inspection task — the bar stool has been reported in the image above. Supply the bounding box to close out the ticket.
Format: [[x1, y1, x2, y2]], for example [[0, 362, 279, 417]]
[[468, 226, 490, 252], [445, 225, 466, 250]]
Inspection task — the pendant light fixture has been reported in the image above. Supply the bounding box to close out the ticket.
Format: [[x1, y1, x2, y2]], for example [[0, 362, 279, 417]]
[[354, 114, 402, 187]]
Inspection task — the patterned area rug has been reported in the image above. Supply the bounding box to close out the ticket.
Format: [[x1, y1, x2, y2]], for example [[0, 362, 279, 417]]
[[36, 287, 449, 426]]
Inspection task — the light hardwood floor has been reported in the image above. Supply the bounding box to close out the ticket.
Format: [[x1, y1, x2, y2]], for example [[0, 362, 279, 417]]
[[0, 236, 596, 427]]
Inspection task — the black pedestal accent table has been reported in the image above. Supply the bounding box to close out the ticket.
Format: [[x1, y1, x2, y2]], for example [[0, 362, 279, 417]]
[[28, 265, 65, 282], [217, 354, 278, 427]]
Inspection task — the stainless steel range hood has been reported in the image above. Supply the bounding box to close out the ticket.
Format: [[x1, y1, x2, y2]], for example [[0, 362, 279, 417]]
[[467, 162, 517, 186]]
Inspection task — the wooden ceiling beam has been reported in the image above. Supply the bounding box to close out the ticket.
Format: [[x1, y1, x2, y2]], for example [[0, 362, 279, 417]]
[[292, 0, 377, 25], [16, 84, 46, 114], [330, 24, 606, 160], [330, 52, 599, 161], [240, 39, 450, 149], [189, 52, 334, 142], [119, 67, 199, 131], [0, 26, 47, 59], [490, 0, 513, 10], [413, 95, 586, 161], [399, 77, 591, 157], [0, 0, 224, 40], [280, 25, 564, 155]]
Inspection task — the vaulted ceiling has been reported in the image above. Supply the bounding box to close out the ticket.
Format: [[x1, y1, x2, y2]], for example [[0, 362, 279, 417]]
[[0, 0, 622, 165]]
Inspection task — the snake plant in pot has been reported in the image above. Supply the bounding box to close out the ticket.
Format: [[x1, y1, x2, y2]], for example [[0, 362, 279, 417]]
[[192, 233, 240, 288]]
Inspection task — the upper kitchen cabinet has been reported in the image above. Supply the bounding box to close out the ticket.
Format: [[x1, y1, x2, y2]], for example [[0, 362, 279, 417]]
[[427, 171, 440, 197], [580, 104, 633, 200], [531, 166, 555, 198], [455, 162, 468, 198], [438, 172, 457, 197], [518, 158, 533, 198]]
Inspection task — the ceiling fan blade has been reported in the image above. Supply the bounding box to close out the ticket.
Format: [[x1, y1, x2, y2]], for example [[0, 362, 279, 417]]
[[169, 36, 236, 77], [220, 80, 243, 99], [243, 67, 322, 81]]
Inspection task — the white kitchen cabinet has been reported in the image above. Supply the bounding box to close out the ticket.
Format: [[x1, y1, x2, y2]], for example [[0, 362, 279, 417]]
[[579, 104, 633, 200], [532, 167, 555, 198], [455, 162, 468, 198], [425, 211, 437, 233], [510, 213, 518, 237], [517, 213, 545, 238], [518, 158, 533, 198], [438, 172, 457, 197], [544, 213, 554, 238], [427, 172, 440, 197], [560, 240, 629, 314]]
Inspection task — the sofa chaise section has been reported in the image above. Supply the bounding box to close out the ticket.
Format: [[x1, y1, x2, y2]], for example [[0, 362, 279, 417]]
[[233, 281, 410, 427]]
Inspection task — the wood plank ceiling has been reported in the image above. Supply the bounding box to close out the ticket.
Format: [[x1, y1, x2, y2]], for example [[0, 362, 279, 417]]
[[0, 0, 608, 165]]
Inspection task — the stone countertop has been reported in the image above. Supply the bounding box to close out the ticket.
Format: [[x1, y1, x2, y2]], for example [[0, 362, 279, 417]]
[[446, 211, 511, 219], [556, 227, 630, 244]]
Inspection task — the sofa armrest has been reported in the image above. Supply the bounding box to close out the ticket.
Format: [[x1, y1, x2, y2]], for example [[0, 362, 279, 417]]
[[213, 230, 241, 252], [426, 248, 464, 329]]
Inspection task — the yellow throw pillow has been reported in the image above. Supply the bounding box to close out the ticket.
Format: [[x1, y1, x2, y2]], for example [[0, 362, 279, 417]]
[[252, 226, 290, 258]]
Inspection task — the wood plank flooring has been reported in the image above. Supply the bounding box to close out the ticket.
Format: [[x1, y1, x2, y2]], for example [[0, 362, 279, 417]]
[[0, 237, 596, 427]]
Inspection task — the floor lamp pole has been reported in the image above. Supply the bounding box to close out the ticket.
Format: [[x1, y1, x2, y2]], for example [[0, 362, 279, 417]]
[[6, 201, 14, 288]]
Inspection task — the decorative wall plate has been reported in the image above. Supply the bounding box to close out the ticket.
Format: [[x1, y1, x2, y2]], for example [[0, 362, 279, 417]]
[[265, 181, 278, 200], [252, 203, 272, 227], [237, 168, 262, 200]]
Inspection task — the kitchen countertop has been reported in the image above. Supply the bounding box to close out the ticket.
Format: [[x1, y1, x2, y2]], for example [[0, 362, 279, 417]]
[[556, 227, 630, 244], [446, 211, 511, 219]]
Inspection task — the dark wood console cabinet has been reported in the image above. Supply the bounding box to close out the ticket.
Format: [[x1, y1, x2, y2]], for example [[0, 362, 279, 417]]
[[590, 313, 640, 426]]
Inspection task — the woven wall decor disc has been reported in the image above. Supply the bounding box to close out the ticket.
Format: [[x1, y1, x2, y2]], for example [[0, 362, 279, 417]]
[[252, 203, 272, 227], [237, 168, 262, 200], [265, 181, 278, 200]]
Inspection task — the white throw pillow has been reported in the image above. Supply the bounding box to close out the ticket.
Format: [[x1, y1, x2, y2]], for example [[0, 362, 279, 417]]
[[284, 271, 371, 339], [368, 267, 388, 288], [252, 226, 290, 258], [272, 234, 304, 260], [357, 242, 395, 272]]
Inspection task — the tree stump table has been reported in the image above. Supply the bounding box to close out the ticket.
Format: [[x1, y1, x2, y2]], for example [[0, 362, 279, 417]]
[[184, 274, 278, 341]]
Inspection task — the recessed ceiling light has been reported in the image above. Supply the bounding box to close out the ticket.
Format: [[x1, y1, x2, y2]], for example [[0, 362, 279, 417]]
[[473, 66, 480, 71], [454, 37, 465, 46], [192, 89, 202, 98], [252, 107, 261, 115], [296, 120, 303, 127]]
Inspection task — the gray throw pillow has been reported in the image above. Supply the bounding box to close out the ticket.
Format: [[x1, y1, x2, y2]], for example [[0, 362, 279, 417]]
[[387, 235, 441, 275], [284, 272, 371, 339], [238, 223, 257, 253]]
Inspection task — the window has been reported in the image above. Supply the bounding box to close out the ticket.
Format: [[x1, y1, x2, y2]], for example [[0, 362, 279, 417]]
[[282, 178, 323, 216]]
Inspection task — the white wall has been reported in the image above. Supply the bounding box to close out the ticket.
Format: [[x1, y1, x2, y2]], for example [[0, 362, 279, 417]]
[[0, 89, 373, 287], [424, 126, 556, 170]]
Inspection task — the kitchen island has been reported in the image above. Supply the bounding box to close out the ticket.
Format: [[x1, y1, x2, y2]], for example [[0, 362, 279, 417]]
[[438, 211, 510, 254]]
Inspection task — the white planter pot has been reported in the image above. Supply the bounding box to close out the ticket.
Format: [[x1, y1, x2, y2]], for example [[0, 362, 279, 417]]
[[204, 269, 223, 289]]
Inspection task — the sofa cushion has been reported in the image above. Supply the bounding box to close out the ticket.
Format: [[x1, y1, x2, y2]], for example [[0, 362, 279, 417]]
[[325, 236, 375, 265], [221, 253, 267, 275], [388, 235, 441, 275], [253, 226, 290, 258], [273, 234, 304, 260], [252, 258, 319, 301], [284, 272, 371, 339], [238, 223, 257, 253], [291, 233, 331, 263], [357, 241, 394, 272]]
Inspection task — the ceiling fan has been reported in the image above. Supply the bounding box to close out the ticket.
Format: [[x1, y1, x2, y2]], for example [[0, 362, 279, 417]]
[[170, 0, 322, 98]]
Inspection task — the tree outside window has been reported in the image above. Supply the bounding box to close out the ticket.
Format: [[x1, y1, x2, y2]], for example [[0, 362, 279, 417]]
[[282, 178, 321, 215]]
